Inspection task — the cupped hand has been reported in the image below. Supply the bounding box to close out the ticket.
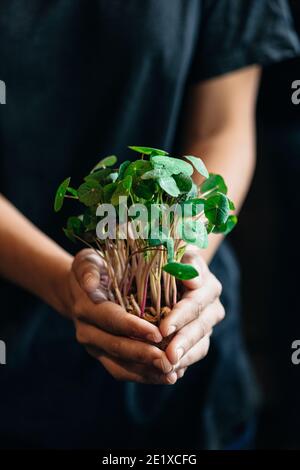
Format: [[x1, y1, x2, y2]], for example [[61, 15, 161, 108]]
[[159, 245, 225, 377], [68, 249, 177, 384]]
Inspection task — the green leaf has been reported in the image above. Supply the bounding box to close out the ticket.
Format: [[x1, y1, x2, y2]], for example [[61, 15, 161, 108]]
[[163, 262, 199, 280], [201, 174, 228, 195], [67, 216, 84, 235], [63, 216, 84, 243], [54, 177, 71, 212], [102, 182, 118, 203], [204, 193, 230, 225], [124, 160, 152, 179], [173, 173, 193, 193], [91, 155, 117, 172], [84, 168, 114, 184], [149, 238, 163, 247], [228, 198, 235, 210], [111, 175, 132, 205], [117, 160, 131, 181], [142, 168, 170, 180], [78, 181, 102, 206], [63, 227, 76, 243], [212, 215, 238, 235], [83, 207, 98, 231], [66, 186, 78, 198], [181, 198, 205, 216], [128, 146, 168, 156], [158, 176, 180, 197], [132, 178, 156, 200], [206, 222, 214, 234], [184, 155, 209, 179], [109, 172, 119, 183], [151, 155, 193, 176], [186, 182, 198, 198], [178, 218, 208, 249]]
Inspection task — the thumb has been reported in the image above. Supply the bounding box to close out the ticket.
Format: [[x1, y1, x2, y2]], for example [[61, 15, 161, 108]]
[[72, 249, 109, 303]]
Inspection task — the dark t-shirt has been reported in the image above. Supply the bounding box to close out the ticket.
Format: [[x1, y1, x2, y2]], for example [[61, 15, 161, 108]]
[[0, 0, 299, 449]]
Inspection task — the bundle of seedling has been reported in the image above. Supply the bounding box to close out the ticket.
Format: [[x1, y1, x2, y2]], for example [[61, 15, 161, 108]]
[[54, 146, 236, 326]]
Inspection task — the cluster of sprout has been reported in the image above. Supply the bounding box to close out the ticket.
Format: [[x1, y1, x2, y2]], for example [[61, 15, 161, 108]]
[[54, 146, 236, 324]]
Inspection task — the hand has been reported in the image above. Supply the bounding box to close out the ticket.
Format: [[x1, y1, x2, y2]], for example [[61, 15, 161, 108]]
[[68, 249, 178, 384], [159, 245, 225, 377]]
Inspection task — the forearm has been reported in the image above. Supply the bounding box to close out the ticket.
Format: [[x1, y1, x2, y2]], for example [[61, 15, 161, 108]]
[[0, 194, 73, 316], [180, 66, 260, 264], [183, 119, 256, 263]]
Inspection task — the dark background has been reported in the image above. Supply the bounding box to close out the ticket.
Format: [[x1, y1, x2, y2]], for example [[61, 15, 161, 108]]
[[230, 0, 300, 449]]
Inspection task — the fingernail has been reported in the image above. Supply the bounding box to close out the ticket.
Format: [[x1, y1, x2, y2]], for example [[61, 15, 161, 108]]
[[166, 372, 177, 385], [166, 325, 176, 336], [176, 347, 185, 362], [153, 357, 173, 373], [146, 333, 162, 344]]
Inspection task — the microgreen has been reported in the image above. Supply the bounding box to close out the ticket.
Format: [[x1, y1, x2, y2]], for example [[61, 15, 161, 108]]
[[54, 147, 236, 324]]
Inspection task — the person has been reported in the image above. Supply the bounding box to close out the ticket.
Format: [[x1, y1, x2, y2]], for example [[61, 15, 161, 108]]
[[0, 0, 298, 449]]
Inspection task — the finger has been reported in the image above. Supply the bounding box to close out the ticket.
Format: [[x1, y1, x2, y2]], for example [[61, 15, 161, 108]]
[[174, 335, 211, 369], [86, 348, 177, 385], [176, 367, 188, 379], [166, 299, 221, 364], [77, 322, 172, 372], [72, 249, 111, 303], [159, 273, 222, 337], [72, 249, 104, 289], [165, 300, 224, 364], [180, 246, 207, 290], [75, 300, 163, 343]]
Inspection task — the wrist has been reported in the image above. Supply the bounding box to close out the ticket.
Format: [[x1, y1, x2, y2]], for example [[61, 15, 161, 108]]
[[48, 253, 74, 318]]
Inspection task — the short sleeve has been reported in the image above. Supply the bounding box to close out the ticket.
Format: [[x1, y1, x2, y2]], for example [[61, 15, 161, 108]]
[[190, 0, 300, 82]]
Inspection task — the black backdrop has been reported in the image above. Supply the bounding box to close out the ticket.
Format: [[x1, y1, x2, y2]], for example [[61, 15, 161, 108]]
[[230, 0, 300, 448]]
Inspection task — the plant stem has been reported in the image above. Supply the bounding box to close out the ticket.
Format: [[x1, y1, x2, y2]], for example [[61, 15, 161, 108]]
[[140, 271, 149, 317]]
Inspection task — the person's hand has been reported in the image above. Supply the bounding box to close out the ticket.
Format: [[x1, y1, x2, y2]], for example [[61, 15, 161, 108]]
[[68, 249, 178, 384], [159, 245, 225, 378]]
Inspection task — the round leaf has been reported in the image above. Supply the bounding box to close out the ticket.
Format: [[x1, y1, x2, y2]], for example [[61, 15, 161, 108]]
[[102, 182, 118, 203], [173, 173, 193, 193], [124, 160, 152, 179], [181, 198, 205, 216], [204, 193, 230, 225], [163, 262, 199, 280], [132, 178, 156, 200], [212, 215, 238, 235], [111, 175, 132, 205], [54, 177, 71, 212], [67, 216, 84, 235], [128, 146, 168, 156], [78, 181, 102, 206], [83, 207, 98, 231], [151, 155, 193, 176], [158, 176, 180, 197], [177, 218, 208, 249], [184, 155, 209, 179], [91, 155, 117, 172], [142, 168, 170, 180], [85, 168, 115, 184], [201, 174, 228, 195], [117, 160, 131, 181]]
